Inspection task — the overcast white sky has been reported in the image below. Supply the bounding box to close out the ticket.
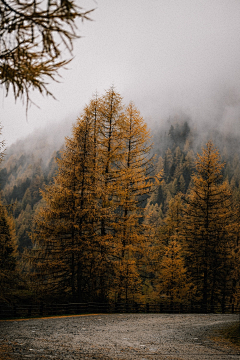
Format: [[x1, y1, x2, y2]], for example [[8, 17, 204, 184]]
[[1, 0, 240, 146]]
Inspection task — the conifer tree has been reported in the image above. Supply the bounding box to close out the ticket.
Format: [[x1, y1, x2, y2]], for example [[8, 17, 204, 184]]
[[153, 194, 194, 306], [156, 239, 194, 307], [1, 0, 93, 107], [80, 88, 126, 301], [30, 88, 159, 303], [112, 102, 158, 302], [162, 194, 185, 246], [30, 104, 98, 301], [0, 124, 20, 302], [0, 202, 19, 302], [183, 141, 233, 312], [143, 200, 164, 301], [230, 201, 240, 310]]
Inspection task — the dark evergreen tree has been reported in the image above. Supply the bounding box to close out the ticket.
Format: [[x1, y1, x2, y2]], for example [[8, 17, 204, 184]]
[[0, 203, 19, 302], [183, 141, 233, 312]]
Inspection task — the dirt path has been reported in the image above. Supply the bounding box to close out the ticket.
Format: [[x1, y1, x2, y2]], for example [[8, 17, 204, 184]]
[[0, 313, 239, 359]]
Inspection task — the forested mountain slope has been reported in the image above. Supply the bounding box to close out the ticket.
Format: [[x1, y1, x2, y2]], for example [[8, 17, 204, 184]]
[[0, 122, 70, 251], [0, 115, 239, 253], [0, 84, 240, 310]]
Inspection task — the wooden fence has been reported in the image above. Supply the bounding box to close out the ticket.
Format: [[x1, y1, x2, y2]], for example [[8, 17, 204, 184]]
[[0, 302, 239, 320]]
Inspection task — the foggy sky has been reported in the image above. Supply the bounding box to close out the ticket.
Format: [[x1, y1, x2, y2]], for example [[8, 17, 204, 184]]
[[1, 0, 240, 147]]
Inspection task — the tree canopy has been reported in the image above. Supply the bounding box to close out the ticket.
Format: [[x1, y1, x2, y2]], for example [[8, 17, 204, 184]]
[[1, 116, 240, 310]]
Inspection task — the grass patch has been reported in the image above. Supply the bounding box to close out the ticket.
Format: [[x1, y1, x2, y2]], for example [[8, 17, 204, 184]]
[[221, 323, 240, 347], [213, 322, 240, 350]]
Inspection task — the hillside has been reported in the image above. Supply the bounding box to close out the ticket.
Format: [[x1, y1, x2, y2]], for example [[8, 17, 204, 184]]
[[0, 123, 69, 250], [0, 115, 239, 252]]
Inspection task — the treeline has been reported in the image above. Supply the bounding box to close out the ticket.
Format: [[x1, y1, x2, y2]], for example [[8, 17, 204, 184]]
[[0, 88, 240, 312]]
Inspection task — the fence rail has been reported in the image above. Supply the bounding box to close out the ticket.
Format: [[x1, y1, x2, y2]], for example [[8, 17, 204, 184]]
[[0, 302, 239, 320]]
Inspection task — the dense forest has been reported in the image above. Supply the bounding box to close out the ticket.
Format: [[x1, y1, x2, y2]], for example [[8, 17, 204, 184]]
[[0, 88, 240, 313]]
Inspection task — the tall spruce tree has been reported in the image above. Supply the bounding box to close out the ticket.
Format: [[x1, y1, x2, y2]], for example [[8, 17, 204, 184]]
[[183, 141, 233, 312]]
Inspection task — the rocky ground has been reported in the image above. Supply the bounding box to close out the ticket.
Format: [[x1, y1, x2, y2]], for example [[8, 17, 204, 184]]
[[0, 313, 239, 360]]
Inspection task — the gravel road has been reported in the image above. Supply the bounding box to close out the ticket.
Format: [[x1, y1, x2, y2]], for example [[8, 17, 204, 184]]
[[0, 313, 239, 360]]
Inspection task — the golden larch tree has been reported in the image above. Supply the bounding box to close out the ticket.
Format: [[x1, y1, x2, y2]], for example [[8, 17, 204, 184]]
[[112, 102, 159, 302], [154, 194, 194, 306], [29, 88, 159, 303], [30, 104, 98, 301]]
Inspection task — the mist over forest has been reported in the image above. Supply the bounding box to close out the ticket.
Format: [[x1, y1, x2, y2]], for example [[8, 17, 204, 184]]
[[1, 97, 240, 253], [0, 88, 239, 317]]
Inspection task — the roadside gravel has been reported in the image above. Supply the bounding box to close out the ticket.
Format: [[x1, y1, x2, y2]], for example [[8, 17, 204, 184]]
[[0, 313, 239, 359]]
